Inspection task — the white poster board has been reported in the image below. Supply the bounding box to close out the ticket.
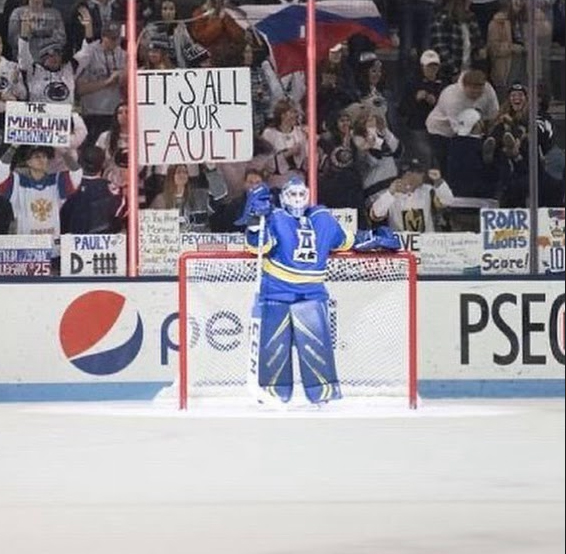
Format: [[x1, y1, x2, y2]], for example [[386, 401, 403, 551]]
[[420, 233, 482, 275], [4, 101, 72, 147], [538, 207, 565, 275], [139, 210, 180, 276], [181, 233, 245, 252], [137, 68, 253, 166], [60, 234, 127, 277]]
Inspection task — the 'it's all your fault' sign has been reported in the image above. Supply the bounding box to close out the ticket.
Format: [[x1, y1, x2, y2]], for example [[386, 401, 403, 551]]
[[137, 67, 253, 166]]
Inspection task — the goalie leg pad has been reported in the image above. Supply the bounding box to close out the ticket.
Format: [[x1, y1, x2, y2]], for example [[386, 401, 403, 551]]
[[290, 300, 342, 404], [258, 301, 294, 402]]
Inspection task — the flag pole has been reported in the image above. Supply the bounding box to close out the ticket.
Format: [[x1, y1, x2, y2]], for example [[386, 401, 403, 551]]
[[306, 0, 318, 203], [127, 0, 139, 276]]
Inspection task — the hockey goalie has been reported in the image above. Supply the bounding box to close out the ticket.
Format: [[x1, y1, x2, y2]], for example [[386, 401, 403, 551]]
[[235, 176, 400, 406]]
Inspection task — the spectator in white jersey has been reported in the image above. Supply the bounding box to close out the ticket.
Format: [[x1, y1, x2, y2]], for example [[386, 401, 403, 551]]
[[370, 158, 455, 233], [76, 20, 126, 145], [0, 144, 83, 236], [8, 0, 66, 62]]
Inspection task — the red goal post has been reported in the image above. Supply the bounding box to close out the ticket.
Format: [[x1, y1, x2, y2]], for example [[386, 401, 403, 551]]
[[178, 251, 418, 410]]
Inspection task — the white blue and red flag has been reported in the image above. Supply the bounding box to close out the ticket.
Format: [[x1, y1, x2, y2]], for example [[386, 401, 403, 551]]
[[240, 0, 391, 75]]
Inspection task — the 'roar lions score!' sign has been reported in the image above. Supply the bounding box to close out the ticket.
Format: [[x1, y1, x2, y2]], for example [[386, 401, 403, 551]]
[[137, 68, 253, 166]]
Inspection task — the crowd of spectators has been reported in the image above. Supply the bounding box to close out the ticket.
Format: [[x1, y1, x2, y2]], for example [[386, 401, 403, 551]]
[[0, 0, 564, 243]]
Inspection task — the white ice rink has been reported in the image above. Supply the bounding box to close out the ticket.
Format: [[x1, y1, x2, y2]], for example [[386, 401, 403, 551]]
[[0, 398, 564, 554]]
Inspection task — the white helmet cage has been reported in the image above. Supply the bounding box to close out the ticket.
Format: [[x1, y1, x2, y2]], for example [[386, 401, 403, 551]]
[[280, 177, 310, 218]]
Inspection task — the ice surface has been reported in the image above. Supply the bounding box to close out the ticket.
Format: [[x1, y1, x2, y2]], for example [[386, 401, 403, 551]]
[[0, 399, 563, 554]]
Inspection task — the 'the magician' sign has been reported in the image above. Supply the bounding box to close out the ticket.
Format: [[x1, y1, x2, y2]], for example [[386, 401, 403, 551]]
[[4, 101, 71, 147]]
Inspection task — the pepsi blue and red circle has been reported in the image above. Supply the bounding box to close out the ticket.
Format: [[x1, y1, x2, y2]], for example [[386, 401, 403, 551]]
[[59, 291, 144, 375]]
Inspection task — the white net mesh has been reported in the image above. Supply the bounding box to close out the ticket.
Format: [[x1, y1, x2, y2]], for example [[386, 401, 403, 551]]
[[180, 253, 416, 405]]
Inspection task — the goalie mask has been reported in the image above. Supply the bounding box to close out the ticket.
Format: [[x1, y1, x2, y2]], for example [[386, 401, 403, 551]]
[[281, 177, 309, 218]]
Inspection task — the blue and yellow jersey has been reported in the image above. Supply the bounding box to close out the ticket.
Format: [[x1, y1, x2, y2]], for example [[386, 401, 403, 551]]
[[245, 206, 354, 302]]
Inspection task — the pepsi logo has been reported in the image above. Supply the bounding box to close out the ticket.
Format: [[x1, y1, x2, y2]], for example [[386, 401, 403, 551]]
[[59, 291, 144, 376]]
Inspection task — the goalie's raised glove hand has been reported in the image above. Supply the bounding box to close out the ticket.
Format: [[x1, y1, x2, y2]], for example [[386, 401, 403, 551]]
[[234, 183, 272, 226], [353, 226, 401, 252]]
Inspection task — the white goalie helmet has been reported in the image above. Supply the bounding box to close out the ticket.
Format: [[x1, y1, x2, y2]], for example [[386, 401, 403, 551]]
[[280, 176, 309, 218]]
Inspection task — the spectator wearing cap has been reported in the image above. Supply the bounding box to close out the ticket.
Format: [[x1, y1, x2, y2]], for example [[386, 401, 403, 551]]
[[0, 144, 83, 236], [60, 145, 124, 234], [426, 69, 499, 174], [143, 0, 192, 68], [18, 8, 95, 105], [76, 19, 126, 145], [8, 0, 66, 62], [447, 107, 498, 199], [0, 34, 27, 144], [397, 0, 438, 78], [430, 0, 487, 82], [399, 49, 447, 167], [370, 160, 455, 233]]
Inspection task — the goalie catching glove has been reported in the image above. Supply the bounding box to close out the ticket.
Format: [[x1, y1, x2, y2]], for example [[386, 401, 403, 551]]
[[353, 226, 401, 252], [234, 183, 273, 226]]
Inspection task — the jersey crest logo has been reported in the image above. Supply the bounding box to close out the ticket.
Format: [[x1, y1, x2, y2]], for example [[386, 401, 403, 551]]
[[293, 229, 318, 264], [402, 209, 425, 233], [31, 198, 53, 223]]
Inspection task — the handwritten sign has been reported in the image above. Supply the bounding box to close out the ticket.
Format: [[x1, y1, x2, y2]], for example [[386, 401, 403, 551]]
[[0, 235, 52, 276], [480, 208, 530, 275], [137, 68, 253, 166], [420, 233, 481, 275], [181, 232, 245, 252], [4, 101, 72, 147], [139, 210, 180, 275], [538, 207, 565, 275], [60, 234, 127, 277]]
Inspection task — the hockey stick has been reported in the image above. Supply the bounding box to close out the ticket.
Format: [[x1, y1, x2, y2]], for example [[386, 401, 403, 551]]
[[247, 215, 266, 400]]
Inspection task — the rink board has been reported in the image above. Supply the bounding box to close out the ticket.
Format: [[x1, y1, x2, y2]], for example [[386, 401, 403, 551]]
[[0, 277, 563, 401]]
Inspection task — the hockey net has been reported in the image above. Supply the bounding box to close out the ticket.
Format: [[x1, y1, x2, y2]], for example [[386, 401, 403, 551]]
[[177, 251, 418, 410]]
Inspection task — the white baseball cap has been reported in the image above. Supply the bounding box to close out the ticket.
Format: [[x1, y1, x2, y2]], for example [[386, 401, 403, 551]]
[[453, 108, 482, 136], [420, 49, 441, 66]]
